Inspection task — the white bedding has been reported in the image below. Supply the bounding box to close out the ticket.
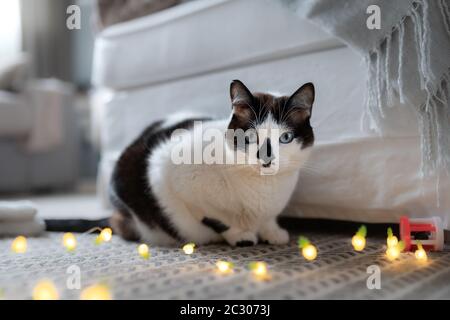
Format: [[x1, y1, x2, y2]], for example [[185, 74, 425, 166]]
[[286, 137, 450, 229]]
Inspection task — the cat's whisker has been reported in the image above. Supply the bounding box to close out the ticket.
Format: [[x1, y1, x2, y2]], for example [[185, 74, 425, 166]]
[[242, 101, 260, 124], [257, 101, 267, 124], [281, 99, 294, 123], [282, 107, 303, 122], [278, 160, 322, 176], [260, 100, 271, 123]]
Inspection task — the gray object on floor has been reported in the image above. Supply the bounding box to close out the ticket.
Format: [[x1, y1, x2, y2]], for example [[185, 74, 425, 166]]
[[0, 232, 449, 299], [0, 201, 44, 236]]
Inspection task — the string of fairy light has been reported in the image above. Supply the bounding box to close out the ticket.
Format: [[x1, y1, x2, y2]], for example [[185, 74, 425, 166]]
[[8, 225, 430, 300]]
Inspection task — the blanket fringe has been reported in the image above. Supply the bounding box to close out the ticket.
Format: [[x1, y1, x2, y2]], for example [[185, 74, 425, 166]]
[[365, 0, 450, 176]]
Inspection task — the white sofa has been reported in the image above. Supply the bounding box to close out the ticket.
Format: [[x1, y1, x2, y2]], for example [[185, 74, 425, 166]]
[[91, 0, 450, 229]]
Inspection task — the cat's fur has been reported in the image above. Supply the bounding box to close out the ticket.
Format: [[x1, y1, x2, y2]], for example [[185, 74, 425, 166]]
[[110, 80, 315, 246]]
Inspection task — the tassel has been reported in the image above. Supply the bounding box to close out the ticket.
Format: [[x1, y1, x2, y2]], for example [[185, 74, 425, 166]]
[[439, 0, 450, 36], [385, 34, 393, 106], [397, 22, 406, 104]]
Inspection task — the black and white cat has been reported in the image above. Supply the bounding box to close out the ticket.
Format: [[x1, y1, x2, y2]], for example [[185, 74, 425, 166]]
[[110, 80, 315, 246]]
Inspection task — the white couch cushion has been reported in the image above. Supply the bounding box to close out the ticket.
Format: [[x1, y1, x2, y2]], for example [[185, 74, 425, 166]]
[[92, 0, 342, 89]]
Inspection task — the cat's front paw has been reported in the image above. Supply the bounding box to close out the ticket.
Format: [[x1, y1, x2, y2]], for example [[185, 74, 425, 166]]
[[223, 230, 257, 247], [259, 225, 289, 245]]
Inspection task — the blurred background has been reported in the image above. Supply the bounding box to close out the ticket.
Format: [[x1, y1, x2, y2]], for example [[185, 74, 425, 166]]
[[0, 0, 97, 217], [0, 0, 195, 218], [0, 0, 95, 189]]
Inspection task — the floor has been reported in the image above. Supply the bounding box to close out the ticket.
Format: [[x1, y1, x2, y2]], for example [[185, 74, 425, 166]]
[[7, 181, 111, 220], [1, 188, 449, 300], [1, 226, 450, 299]]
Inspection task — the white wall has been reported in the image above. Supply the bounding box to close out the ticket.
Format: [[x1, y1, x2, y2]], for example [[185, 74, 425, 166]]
[[0, 0, 22, 59]]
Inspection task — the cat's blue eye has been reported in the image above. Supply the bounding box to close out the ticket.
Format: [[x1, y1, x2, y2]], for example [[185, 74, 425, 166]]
[[279, 132, 294, 144]]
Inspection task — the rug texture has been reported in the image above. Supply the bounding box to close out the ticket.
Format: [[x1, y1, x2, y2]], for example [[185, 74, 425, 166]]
[[1, 228, 449, 300]]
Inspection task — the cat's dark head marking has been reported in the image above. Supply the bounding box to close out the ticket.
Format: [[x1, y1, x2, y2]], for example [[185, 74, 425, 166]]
[[228, 80, 315, 150]]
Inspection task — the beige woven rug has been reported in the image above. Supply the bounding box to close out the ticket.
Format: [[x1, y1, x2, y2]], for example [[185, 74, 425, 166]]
[[1, 229, 449, 300]]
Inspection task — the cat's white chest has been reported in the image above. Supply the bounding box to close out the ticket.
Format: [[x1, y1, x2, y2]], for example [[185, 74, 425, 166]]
[[191, 166, 299, 220], [158, 158, 298, 226], [236, 173, 299, 216]]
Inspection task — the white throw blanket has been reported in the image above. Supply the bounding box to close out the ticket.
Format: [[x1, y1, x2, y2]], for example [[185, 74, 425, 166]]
[[284, 0, 450, 175], [0, 201, 45, 236]]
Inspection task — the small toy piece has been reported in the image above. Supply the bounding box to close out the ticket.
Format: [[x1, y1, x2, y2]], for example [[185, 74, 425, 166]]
[[351, 225, 367, 252], [400, 216, 444, 251]]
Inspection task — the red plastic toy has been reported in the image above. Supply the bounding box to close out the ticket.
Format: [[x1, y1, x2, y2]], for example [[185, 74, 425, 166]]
[[400, 216, 444, 251]]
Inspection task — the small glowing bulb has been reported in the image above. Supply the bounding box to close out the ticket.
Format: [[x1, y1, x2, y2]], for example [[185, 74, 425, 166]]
[[298, 236, 318, 261], [62, 233, 77, 251], [254, 263, 267, 276], [386, 227, 398, 248], [100, 228, 112, 242], [386, 246, 400, 261], [32, 280, 59, 300], [216, 261, 233, 274], [352, 235, 366, 252], [95, 228, 113, 244], [386, 240, 404, 261], [138, 244, 150, 259], [415, 248, 428, 262], [351, 226, 367, 252], [415, 243, 428, 262], [387, 236, 398, 248], [80, 284, 112, 300], [11, 236, 27, 253], [182, 243, 195, 255], [249, 262, 271, 280], [302, 244, 318, 261]]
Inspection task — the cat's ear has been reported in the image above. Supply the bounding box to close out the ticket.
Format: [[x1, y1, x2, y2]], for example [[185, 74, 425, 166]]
[[230, 80, 254, 108], [228, 80, 254, 130], [286, 82, 315, 119]]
